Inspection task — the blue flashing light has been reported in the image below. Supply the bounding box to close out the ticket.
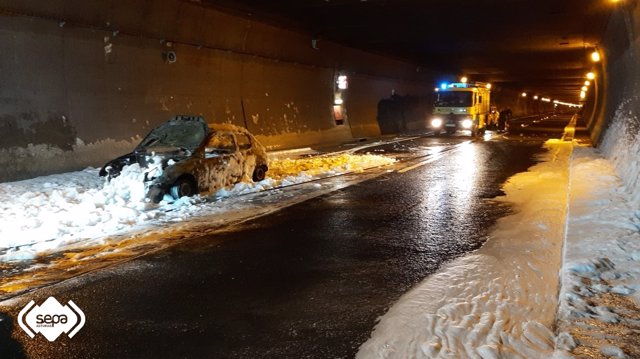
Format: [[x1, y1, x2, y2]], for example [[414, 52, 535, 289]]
[[440, 83, 448, 90]]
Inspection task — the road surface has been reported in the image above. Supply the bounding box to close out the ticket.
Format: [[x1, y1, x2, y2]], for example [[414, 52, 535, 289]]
[[0, 115, 575, 359]]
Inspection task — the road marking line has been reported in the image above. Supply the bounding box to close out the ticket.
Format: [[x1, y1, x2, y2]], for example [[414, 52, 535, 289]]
[[396, 141, 472, 174], [397, 155, 443, 173], [561, 115, 577, 142]]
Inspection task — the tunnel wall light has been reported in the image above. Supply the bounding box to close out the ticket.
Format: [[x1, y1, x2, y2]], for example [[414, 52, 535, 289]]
[[533, 95, 539, 100], [586, 72, 596, 80], [580, 91, 586, 99], [337, 75, 348, 90], [582, 86, 588, 92], [584, 80, 591, 86], [460, 76, 468, 83], [591, 51, 601, 62], [521, 92, 527, 97]]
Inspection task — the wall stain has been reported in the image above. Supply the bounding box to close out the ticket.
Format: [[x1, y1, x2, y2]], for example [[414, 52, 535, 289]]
[[0, 113, 77, 150]]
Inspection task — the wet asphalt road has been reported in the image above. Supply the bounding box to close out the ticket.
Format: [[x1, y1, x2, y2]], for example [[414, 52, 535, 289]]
[[1, 115, 573, 359]]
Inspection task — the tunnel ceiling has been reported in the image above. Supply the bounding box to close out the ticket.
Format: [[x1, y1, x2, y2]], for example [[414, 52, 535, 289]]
[[195, 0, 614, 103]]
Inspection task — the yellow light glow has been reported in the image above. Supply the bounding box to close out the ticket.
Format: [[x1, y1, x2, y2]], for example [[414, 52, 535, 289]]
[[591, 51, 601, 62], [461, 76, 468, 83], [521, 92, 527, 97], [486, 83, 492, 89], [586, 72, 596, 80], [533, 95, 539, 100], [584, 80, 591, 86], [581, 86, 588, 92], [580, 91, 586, 99]]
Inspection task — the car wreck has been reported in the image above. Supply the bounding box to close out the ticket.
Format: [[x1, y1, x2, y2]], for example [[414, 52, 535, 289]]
[[99, 115, 269, 203]]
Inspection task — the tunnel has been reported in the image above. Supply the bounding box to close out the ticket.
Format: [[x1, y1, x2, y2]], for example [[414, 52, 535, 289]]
[[3, 2, 640, 358], [0, 0, 635, 185]]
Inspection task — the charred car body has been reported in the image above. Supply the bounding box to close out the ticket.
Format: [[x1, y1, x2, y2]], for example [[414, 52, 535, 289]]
[[99, 115, 269, 202]]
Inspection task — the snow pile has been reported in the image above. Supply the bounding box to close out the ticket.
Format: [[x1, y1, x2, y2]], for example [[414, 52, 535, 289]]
[[0, 153, 394, 262], [554, 147, 640, 355], [357, 140, 572, 359]]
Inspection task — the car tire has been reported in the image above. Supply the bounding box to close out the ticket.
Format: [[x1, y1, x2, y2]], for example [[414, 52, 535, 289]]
[[170, 176, 198, 199], [252, 165, 267, 182], [147, 185, 165, 204]]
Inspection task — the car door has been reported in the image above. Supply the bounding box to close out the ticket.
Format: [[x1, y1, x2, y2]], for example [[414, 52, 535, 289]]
[[200, 132, 238, 192], [234, 132, 256, 179]]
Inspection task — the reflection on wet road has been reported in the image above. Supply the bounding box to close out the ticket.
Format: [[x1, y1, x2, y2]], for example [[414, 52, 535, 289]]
[[0, 130, 556, 359]]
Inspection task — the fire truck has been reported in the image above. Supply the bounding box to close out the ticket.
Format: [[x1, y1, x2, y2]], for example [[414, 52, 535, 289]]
[[430, 82, 494, 136]]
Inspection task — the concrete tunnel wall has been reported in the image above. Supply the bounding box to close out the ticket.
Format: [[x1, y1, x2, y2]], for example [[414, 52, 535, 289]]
[[0, 1, 436, 182], [589, 1, 640, 205]]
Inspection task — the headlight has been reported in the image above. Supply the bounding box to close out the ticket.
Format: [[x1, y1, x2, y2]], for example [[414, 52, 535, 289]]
[[462, 119, 473, 129], [431, 118, 443, 128]]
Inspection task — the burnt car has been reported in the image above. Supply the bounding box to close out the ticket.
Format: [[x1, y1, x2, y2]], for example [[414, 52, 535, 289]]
[[99, 115, 269, 202]]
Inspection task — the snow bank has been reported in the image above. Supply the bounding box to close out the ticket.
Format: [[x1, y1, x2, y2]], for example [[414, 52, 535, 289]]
[[0, 153, 394, 262], [357, 140, 572, 359]]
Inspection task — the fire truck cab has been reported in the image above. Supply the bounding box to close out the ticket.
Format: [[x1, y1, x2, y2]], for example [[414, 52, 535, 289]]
[[430, 82, 492, 136]]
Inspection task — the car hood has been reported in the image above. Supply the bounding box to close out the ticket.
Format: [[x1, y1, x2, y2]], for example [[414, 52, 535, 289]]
[[100, 116, 208, 178], [136, 115, 209, 153]]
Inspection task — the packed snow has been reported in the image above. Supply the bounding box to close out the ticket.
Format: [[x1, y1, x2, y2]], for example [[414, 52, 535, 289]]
[[0, 153, 395, 262]]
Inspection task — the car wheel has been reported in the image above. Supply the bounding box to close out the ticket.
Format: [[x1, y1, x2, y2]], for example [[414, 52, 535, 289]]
[[170, 176, 198, 199], [147, 185, 165, 204], [252, 165, 267, 182]]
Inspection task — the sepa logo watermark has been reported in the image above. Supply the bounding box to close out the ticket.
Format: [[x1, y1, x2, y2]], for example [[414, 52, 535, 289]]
[[18, 297, 86, 342]]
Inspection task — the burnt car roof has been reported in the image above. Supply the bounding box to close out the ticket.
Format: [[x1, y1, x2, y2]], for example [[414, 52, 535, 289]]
[[208, 123, 268, 159], [136, 115, 209, 152]]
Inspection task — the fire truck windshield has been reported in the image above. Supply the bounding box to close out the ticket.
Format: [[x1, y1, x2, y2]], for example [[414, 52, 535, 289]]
[[435, 91, 473, 107]]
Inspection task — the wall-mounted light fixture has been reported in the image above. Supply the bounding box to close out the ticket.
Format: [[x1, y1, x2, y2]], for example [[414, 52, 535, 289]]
[[586, 72, 596, 80], [521, 92, 527, 97], [337, 75, 348, 90], [591, 50, 601, 62]]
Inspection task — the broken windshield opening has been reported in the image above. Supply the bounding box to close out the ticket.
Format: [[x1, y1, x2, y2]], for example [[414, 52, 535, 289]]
[[136, 118, 208, 153]]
